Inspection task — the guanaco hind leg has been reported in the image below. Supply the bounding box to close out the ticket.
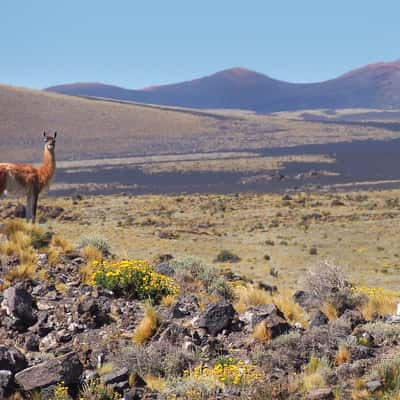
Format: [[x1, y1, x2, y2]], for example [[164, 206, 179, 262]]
[[26, 191, 34, 222], [0, 168, 6, 196]]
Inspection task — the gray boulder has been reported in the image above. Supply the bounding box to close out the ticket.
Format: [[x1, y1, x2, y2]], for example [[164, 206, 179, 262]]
[[15, 352, 83, 391], [198, 302, 236, 336], [310, 310, 329, 328], [1, 284, 37, 330]]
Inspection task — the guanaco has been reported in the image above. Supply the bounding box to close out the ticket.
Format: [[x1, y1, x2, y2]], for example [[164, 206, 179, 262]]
[[0, 132, 57, 223]]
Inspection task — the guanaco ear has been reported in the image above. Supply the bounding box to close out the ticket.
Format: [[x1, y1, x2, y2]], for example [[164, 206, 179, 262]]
[[43, 131, 46, 138], [54, 131, 57, 139]]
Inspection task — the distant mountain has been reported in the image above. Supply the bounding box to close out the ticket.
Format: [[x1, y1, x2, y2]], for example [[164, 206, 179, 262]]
[[46, 61, 400, 112]]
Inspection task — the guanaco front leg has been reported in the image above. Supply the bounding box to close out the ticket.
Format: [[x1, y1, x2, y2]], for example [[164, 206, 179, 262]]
[[32, 191, 39, 224], [26, 191, 33, 222]]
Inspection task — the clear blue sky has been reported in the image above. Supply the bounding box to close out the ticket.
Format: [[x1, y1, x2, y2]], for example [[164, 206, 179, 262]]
[[1, 0, 399, 89]]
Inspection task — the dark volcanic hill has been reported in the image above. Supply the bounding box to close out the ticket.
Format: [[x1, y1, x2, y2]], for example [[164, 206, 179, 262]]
[[46, 61, 400, 112]]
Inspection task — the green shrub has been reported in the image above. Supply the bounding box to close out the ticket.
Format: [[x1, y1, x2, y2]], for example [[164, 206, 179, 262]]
[[169, 257, 235, 300], [215, 250, 241, 263], [91, 259, 179, 303]]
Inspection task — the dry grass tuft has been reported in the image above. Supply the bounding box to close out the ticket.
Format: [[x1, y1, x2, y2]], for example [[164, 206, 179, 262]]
[[301, 356, 330, 392], [81, 244, 103, 263], [335, 344, 351, 366], [51, 234, 74, 253], [253, 321, 272, 343], [80, 245, 103, 284], [273, 290, 309, 327], [234, 285, 271, 314], [160, 295, 177, 307], [132, 304, 159, 344], [55, 282, 68, 294], [0, 221, 40, 283], [302, 371, 326, 392], [5, 263, 37, 283], [144, 375, 167, 392], [320, 303, 338, 321]]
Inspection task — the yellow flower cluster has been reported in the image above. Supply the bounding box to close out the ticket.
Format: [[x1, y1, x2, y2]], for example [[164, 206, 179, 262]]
[[54, 381, 69, 400], [184, 358, 264, 386], [90, 259, 179, 302]]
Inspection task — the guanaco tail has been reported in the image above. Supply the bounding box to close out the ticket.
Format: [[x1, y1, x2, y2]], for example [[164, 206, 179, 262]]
[[0, 131, 57, 223]]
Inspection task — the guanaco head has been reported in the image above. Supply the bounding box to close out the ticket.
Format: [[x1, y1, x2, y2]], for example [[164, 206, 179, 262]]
[[43, 131, 57, 153]]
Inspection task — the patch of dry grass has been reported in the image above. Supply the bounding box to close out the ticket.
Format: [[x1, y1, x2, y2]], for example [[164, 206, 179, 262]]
[[273, 290, 309, 327], [132, 304, 159, 345], [253, 321, 272, 343], [320, 303, 338, 321], [234, 285, 271, 314], [80, 245, 104, 284], [0, 220, 41, 283], [160, 295, 177, 308], [335, 344, 351, 366]]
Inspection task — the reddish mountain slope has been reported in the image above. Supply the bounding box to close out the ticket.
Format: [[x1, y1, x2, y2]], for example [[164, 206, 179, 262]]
[[46, 61, 400, 112]]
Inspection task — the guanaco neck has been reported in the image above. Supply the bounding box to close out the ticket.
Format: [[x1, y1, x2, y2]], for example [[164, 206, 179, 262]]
[[38, 146, 56, 190]]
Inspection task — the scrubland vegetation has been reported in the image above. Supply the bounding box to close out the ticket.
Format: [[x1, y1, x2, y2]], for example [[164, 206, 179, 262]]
[[1, 189, 400, 399]]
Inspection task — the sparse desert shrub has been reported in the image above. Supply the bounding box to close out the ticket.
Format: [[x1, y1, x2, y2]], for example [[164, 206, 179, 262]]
[[132, 303, 159, 344], [169, 257, 234, 300], [208, 275, 236, 301], [303, 261, 366, 314], [359, 321, 400, 345], [123, 342, 197, 378], [91, 259, 179, 302], [371, 356, 400, 397], [31, 230, 53, 249], [77, 235, 110, 255], [214, 249, 241, 263], [301, 355, 331, 392], [254, 325, 345, 374]]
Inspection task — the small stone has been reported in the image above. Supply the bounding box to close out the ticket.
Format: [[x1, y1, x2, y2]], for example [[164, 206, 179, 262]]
[[154, 262, 175, 276], [0, 370, 13, 391], [25, 334, 40, 352], [307, 387, 333, 400], [310, 310, 329, 327], [365, 380, 382, 392]]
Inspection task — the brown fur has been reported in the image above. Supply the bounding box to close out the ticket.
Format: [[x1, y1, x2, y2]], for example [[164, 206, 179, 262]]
[[0, 132, 57, 222]]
